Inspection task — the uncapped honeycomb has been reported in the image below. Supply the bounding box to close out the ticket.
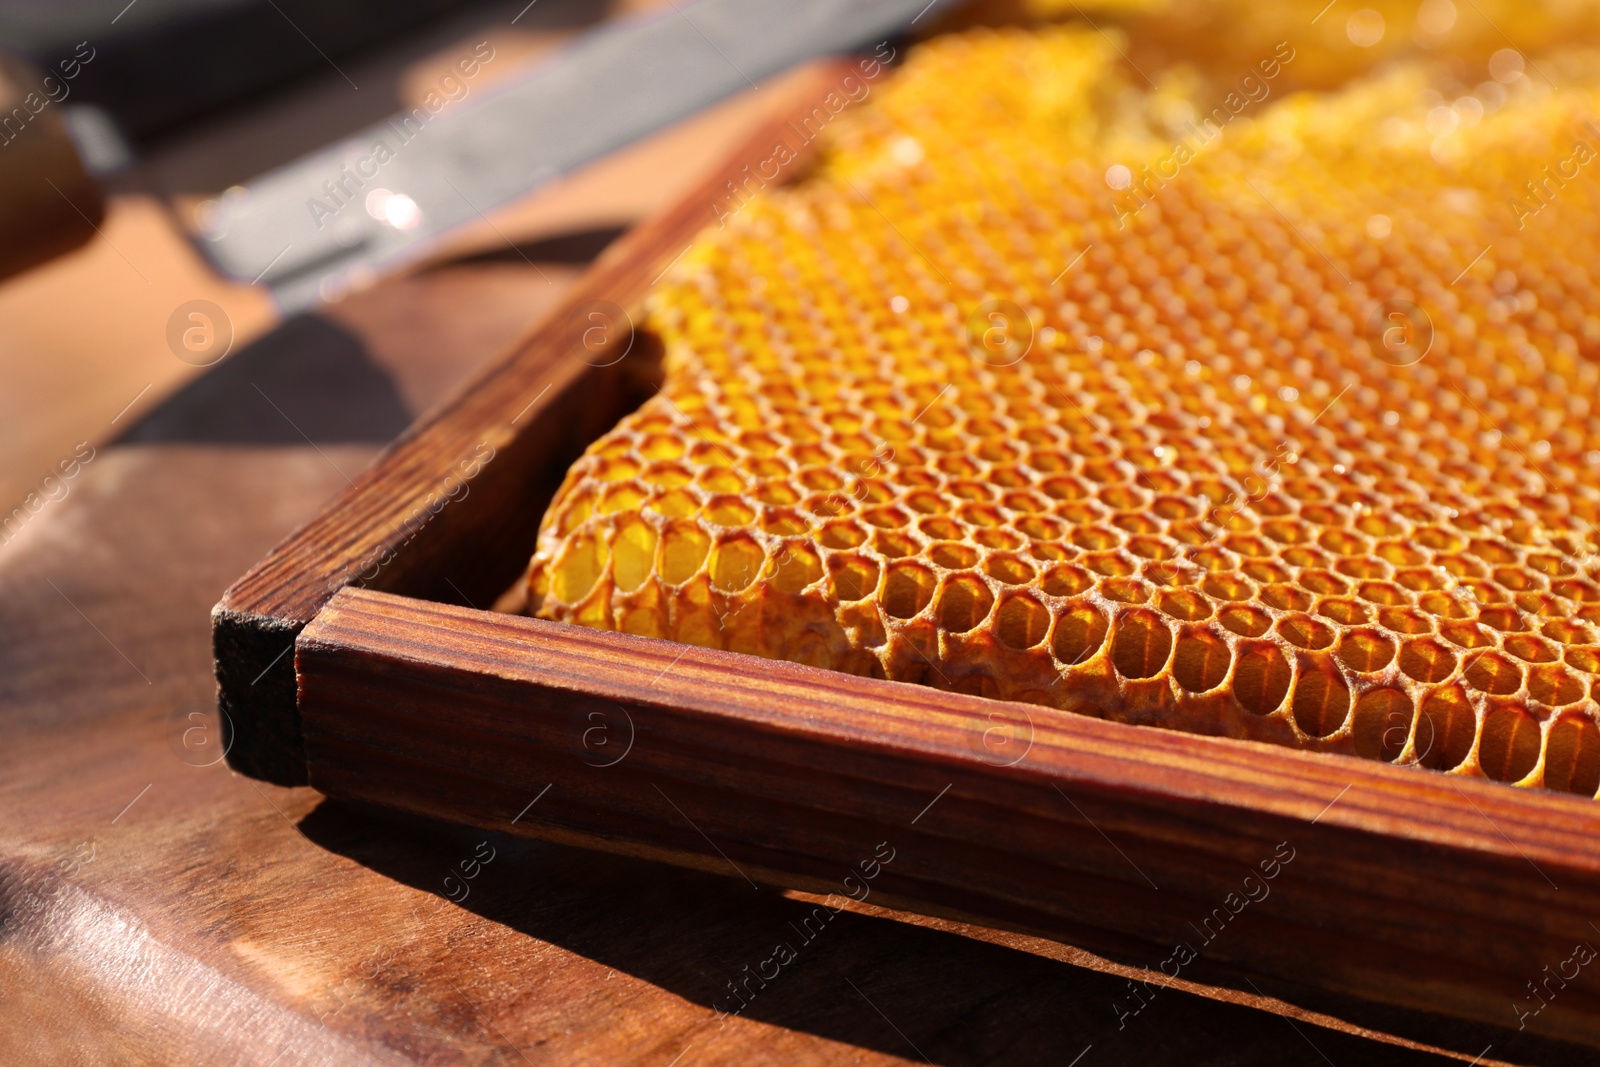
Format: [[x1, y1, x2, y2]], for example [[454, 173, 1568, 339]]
[[529, 6, 1600, 797]]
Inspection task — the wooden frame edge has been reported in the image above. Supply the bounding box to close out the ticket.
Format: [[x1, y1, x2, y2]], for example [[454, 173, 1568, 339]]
[[298, 585, 1600, 1049]]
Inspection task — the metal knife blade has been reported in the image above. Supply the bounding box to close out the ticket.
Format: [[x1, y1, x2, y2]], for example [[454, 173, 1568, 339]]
[[196, 0, 942, 310]]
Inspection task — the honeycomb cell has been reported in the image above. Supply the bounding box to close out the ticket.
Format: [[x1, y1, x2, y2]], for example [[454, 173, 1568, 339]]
[[1464, 651, 1523, 697], [862, 505, 910, 529], [996, 592, 1051, 650], [1263, 585, 1314, 612], [1478, 704, 1542, 784], [753, 479, 802, 506], [1544, 717, 1600, 797], [1529, 665, 1584, 708], [829, 554, 880, 602], [1439, 622, 1491, 649], [706, 495, 756, 527], [1173, 629, 1230, 693], [984, 554, 1036, 585], [1101, 577, 1151, 604], [1317, 598, 1370, 625], [1234, 644, 1292, 717], [930, 542, 980, 570], [1202, 573, 1254, 600], [1417, 592, 1474, 620], [818, 520, 867, 549], [1219, 604, 1271, 638], [936, 574, 995, 633], [1052, 602, 1109, 667], [1291, 660, 1351, 739], [1156, 588, 1211, 622], [594, 456, 640, 482], [1399, 639, 1458, 684], [658, 522, 710, 585], [771, 543, 823, 593], [612, 518, 659, 594], [1545, 620, 1596, 646], [698, 466, 745, 494], [1350, 689, 1412, 763], [1416, 687, 1477, 772], [1567, 648, 1600, 676], [711, 537, 766, 593], [975, 528, 1024, 551], [1112, 610, 1172, 679], [1337, 629, 1395, 673], [1478, 606, 1528, 633], [527, 17, 1600, 799], [883, 561, 936, 619], [1395, 568, 1448, 593], [1040, 564, 1093, 598], [599, 482, 648, 515], [1504, 634, 1558, 664], [1279, 615, 1335, 651]]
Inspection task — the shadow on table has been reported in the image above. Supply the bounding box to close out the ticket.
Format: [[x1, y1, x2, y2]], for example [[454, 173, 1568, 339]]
[[298, 799, 1477, 1067], [429, 224, 627, 270], [116, 225, 632, 448], [116, 314, 413, 446]]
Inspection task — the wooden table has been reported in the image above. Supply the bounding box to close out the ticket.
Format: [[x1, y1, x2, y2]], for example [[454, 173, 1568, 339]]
[[0, 7, 1590, 1065]]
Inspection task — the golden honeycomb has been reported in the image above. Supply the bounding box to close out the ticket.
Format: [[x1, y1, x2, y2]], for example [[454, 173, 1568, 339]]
[[529, 5, 1600, 797]]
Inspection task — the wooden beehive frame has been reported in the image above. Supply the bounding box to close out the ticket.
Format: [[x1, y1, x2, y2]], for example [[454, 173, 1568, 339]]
[[213, 60, 1600, 1050]]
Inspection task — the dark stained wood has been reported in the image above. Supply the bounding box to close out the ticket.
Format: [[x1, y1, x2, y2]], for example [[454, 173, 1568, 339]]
[[296, 586, 1600, 1050]]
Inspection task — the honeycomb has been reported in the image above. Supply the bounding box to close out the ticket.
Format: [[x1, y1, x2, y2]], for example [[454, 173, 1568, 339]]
[[529, 6, 1600, 797]]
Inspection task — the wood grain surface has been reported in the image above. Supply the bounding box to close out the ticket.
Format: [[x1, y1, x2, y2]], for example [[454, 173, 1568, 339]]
[[297, 584, 1600, 1052]]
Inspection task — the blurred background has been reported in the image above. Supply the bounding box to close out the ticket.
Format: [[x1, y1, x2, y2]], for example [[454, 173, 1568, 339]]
[[0, 0, 1581, 516], [0, 0, 778, 514]]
